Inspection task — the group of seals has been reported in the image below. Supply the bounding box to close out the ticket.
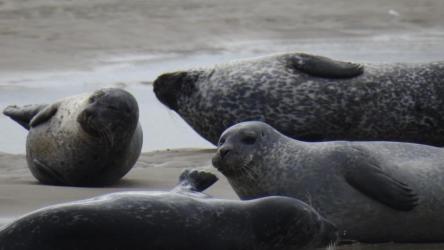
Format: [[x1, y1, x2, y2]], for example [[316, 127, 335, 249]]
[[3, 88, 143, 186], [212, 121, 444, 243], [153, 52, 444, 146], [0, 169, 338, 250], [4, 51, 444, 245]]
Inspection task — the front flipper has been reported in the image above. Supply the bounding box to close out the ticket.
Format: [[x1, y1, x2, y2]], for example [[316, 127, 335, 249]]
[[3, 104, 48, 130], [287, 53, 364, 78], [345, 159, 418, 211], [176, 169, 218, 193], [29, 102, 60, 128]]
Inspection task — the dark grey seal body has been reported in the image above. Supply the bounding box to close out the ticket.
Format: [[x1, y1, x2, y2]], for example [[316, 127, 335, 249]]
[[3, 88, 143, 186], [212, 121, 444, 243], [0, 169, 337, 250], [153, 52, 444, 146]]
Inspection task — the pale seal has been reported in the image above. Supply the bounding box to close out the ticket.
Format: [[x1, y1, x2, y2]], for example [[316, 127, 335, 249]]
[[0, 169, 338, 250], [212, 121, 444, 243], [3, 88, 143, 186], [153, 52, 444, 146]]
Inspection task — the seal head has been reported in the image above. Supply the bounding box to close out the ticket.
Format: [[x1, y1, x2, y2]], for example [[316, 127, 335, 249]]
[[3, 88, 143, 187], [212, 121, 280, 177], [77, 88, 139, 146], [153, 71, 201, 110]]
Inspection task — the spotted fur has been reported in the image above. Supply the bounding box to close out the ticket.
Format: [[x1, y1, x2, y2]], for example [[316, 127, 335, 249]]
[[3, 88, 143, 187], [154, 52, 444, 146], [213, 121, 444, 243], [0, 169, 337, 250]]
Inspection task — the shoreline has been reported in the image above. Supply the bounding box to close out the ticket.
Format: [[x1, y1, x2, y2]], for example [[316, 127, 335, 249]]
[[0, 148, 236, 220]]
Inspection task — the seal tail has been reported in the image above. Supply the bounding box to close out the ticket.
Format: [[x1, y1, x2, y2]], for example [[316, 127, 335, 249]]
[[3, 104, 47, 130], [176, 169, 218, 192]]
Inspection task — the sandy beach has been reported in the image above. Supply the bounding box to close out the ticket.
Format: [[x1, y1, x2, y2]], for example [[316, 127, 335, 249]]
[[0, 148, 237, 223], [1, 0, 444, 248]]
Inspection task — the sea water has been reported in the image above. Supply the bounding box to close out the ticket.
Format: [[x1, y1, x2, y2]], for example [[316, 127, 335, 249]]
[[1, 33, 444, 154]]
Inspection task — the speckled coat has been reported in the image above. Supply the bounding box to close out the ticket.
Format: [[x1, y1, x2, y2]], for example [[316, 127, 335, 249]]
[[215, 122, 444, 243], [0, 170, 337, 250], [154, 52, 444, 146], [4, 89, 143, 186]]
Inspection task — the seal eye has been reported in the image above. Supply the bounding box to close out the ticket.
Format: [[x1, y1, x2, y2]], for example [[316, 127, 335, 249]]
[[218, 138, 226, 146], [241, 132, 257, 145]]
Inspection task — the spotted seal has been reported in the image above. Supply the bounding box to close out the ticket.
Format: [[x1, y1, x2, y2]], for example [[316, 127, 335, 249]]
[[153, 52, 444, 146], [0, 169, 338, 250], [3, 88, 143, 186], [212, 121, 444, 243]]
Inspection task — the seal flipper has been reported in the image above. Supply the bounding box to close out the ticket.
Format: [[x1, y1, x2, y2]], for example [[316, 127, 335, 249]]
[[287, 53, 364, 78], [3, 104, 48, 130], [176, 169, 218, 192], [345, 161, 418, 211], [29, 103, 60, 128]]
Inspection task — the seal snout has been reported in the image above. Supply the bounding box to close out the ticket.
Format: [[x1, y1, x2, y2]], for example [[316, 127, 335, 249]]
[[153, 71, 200, 111], [212, 144, 233, 169], [153, 72, 187, 110]]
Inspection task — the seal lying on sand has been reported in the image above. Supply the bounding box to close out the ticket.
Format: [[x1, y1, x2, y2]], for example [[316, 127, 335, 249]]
[[3, 88, 143, 186], [154, 52, 444, 146], [0, 169, 338, 250], [212, 121, 444, 243]]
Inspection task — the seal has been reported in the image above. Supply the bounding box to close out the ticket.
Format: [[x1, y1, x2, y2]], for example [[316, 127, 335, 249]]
[[3, 88, 143, 187], [212, 121, 444, 243], [0, 169, 338, 250], [153, 52, 444, 146]]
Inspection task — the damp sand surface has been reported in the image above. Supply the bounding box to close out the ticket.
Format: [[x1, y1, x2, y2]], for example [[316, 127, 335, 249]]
[[1, 150, 444, 250]]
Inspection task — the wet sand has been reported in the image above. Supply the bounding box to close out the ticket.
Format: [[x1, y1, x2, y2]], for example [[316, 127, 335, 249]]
[[2, 151, 444, 250], [0, 148, 241, 239], [0, 148, 236, 221]]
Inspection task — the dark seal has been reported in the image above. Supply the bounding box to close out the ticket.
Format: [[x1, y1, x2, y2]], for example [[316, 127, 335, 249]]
[[3, 88, 143, 186], [153, 52, 444, 146], [212, 121, 444, 243], [0, 169, 337, 250]]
